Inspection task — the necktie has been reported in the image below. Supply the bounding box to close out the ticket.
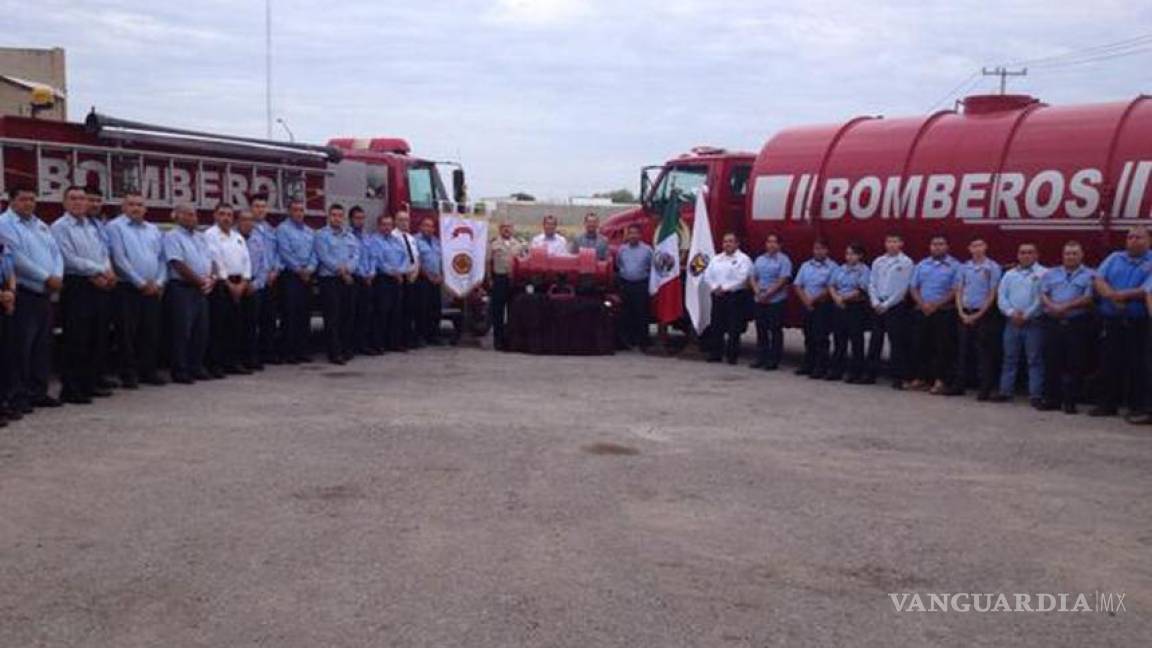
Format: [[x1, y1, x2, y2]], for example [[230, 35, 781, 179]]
[[403, 234, 415, 264]]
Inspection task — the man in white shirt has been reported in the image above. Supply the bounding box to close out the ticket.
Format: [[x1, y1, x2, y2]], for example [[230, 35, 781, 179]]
[[865, 232, 915, 388], [204, 203, 252, 377], [703, 232, 753, 364], [530, 215, 569, 255]]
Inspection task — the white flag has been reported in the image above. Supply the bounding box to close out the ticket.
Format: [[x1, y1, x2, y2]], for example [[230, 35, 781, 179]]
[[685, 188, 714, 334], [440, 214, 489, 297]]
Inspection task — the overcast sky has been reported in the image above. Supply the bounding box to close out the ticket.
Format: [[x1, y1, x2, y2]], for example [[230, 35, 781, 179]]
[[5, 0, 1152, 199]]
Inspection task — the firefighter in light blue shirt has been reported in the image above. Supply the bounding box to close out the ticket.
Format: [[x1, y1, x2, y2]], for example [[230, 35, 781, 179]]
[[0, 185, 63, 410], [349, 206, 381, 355], [415, 215, 444, 345], [992, 242, 1046, 405], [1037, 241, 1095, 413], [1091, 226, 1152, 419], [108, 191, 167, 387], [163, 204, 214, 384], [827, 242, 870, 382], [249, 193, 281, 365], [946, 237, 1003, 399], [750, 234, 792, 370], [52, 186, 118, 403], [615, 224, 654, 350], [793, 240, 838, 378], [908, 235, 961, 394], [0, 236, 15, 424], [238, 210, 271, 371], [314, 204, 360, 364], [275, 198, 316, 363], [372, 213, 409, 351]]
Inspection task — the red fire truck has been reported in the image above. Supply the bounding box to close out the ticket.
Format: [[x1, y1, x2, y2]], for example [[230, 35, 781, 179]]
[[602, 93, 1152, 268], [0, 110, 483, 336], [0, 111, 467, 227]]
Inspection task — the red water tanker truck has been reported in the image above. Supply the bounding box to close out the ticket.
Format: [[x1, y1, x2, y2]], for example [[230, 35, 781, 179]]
[[602, 93, 1152, 268]]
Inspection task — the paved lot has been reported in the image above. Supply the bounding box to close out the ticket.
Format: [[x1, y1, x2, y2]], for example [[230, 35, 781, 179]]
[[1, 339, 1149, 647]]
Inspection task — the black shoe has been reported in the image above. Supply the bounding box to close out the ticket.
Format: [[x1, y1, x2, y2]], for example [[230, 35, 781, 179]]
[[90, 387, 113, 398], [0, 406, 22, 421], [32, 395, 62, 408], [329, 356, 347, 365], [1088, 406, 1118, 417], [941, 386, 965, 396], [749, 360, 765, 369], [794, 366, 811, 376], [15, 400, 33, 414], [96, 377, 119, 390], [191, 370, 212, 381], [293, 355, 312, 364], [172, 373, 195, 385], [706, 356, 722, 363], [987, 393, 1010, 403], [809, 371, 826, 380], [824, 373, 842, 381], [263, 356, 283, 365], [142, 374, 168, 386], [224, 365, 252, 375], [1063, 403, 1078, 415], [120, 379, 140, 390], [890, 381, 905, 391], [208, 369, 226, 380], [764, 364, 779, 371], [60, 392, 92, 405], [857, 376, 876, 385], [1034, 399, 1058, 411], [976, 392, 991, 402], [844, 375, 860, 384]]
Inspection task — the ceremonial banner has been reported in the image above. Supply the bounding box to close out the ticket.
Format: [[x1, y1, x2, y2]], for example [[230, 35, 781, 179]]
[[685, 187, 714, 334], [649, 196, 683, 323], [440, 214, 489, 297]]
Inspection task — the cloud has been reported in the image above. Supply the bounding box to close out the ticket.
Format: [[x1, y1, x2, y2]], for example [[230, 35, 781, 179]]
[[486, 0, 592, 26], [3, 0, 1151, 199]]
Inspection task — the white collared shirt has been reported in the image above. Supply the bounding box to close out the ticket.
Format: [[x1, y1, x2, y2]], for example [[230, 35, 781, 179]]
[[205, 224, 252, 280], [531, 232, 569, 256], [704, 250, 753, 292], [869, 252, 914, 309]]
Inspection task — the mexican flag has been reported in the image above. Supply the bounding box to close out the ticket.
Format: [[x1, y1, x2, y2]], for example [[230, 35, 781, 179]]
[[648, 196, 683, 323]]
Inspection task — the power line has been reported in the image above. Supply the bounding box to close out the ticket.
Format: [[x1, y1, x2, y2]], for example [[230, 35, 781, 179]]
[[1007, 32, 1152, 68], [1030, 44, 1152, 69], [925, 70, 981, 111]]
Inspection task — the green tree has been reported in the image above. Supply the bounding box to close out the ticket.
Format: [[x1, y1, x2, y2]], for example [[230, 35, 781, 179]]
[[509, 192, 536, 202], [594, 189, 637, 204]]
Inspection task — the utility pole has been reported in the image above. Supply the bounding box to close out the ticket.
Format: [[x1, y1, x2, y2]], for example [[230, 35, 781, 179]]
[[265, 0, 273, 139], [981, 66, 1027, 95]]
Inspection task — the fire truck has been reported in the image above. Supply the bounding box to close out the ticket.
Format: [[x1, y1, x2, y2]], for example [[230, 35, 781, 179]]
[[0, 109, 484, 336], [601, 93, 1152, 269], [0, 110, 468, 227]]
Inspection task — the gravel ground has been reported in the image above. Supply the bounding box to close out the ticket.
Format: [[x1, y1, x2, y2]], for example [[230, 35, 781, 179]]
[[1, 336, 1149, 647]]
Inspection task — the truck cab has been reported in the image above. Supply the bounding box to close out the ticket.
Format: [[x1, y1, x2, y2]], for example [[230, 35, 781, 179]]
[[599, 146, 755, 250], [325, 138, 468, 230]]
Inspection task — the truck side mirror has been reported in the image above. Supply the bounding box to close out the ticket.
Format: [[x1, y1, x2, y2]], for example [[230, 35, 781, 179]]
[[640, 172, 651, 208], [452, 168, 467, 204]]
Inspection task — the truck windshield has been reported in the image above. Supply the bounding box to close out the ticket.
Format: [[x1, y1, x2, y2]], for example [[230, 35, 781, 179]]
[[407, 164, 446, 211], [649, 165, 707, 210]]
